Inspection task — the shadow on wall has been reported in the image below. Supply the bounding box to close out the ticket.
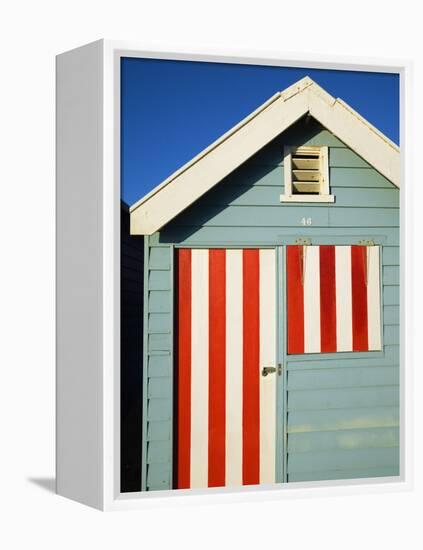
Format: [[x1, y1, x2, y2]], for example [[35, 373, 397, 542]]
[[121, 202, 144, 492], [159, 116, 327, 243]]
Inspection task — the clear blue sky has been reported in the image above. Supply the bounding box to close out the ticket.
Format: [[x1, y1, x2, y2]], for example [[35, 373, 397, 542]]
[[121, 58, 399, 205]]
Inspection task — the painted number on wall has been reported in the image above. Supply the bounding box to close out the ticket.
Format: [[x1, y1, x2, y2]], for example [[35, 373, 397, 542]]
[[301, 217, 312, 226]]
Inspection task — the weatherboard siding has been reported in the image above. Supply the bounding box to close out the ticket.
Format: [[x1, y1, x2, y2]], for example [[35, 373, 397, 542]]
[[143, 238, 174, 490], [142, 120, 399, 489]]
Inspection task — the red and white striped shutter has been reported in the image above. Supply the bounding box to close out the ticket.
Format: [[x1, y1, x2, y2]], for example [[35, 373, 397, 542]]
[[287, 245, 382, 354], [176, 248, 277, 489]]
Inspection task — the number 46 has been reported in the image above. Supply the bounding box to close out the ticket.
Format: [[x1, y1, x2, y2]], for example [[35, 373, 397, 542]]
[[301, 217, 312, 226]]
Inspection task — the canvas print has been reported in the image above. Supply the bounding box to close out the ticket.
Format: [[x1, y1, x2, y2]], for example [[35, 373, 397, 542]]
[[120, 59, 399, 493]]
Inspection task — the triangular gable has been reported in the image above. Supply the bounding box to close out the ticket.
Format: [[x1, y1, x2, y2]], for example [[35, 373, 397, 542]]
[[130, 76, 400, 235]]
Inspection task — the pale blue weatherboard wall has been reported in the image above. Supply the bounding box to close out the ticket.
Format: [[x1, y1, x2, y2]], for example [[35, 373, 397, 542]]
[[143, 117, 400, 490]]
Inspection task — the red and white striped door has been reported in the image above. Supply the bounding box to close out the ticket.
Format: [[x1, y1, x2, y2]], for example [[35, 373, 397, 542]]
[[175, 248, 277, 489]]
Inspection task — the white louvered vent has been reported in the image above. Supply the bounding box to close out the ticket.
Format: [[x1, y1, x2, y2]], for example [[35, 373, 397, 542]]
[[291, 147, 321, 194], [281, 145, 334, 203]]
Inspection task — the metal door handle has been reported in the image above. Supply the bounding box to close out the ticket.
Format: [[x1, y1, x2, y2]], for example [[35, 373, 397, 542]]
[[262, 366, 276, 377], [261, 365, 283, 377]]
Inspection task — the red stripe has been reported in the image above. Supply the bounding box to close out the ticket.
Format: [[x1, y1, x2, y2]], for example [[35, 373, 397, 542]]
[[351, 246, 369, 351], [319, 245, 337, 352], [208, 249, 226, 487], [242, 249, 260, 485], [176, 249, 191, 488], [287, 246, 305, 354]]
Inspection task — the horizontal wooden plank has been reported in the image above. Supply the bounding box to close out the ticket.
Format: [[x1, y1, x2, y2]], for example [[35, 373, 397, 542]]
[[287, 427, 399, 453], [287, 366, 399, 391], [146, 463, 171, 489], [383, 265, 400, 285], [172, 205, 398, 229], [149, 246, 171, 270], [148, 313, 171, 333], [196, 184, 398, 208], [382, 246, 400, 266], [148, 270, 171, 291], [383, 285, 400, 306], [287, 345, 398, 369], [288, 465, 399, 483], [334, 188, 399, 208], [287, 385, 399, 411], [147, 398, 171, 421], [173, 205, 330, 228], [287, 344, 399, 368], [287, 406, 399, 433], [330, 167, 395, 189], [304, 130, 346, 147], [287, 446, 399, 473], [330, 148, 371, 168], [148, 333, 172, 351], [329, 208, 398, 228], [249, 142, 283, 166], [384, 305, 399, 326], [148, 355, 172, 378], [148, 333, 171, 351], [161, 226, 400, 246], [199, 183, 281, 207], [147, 440, 171, 463], [148, 291, 171, 313], [148, 377, 172, 399], [147, 240, 169, 250], [284, 125, 345, 148], [384, 325, 400, 345], [221, 164, 283, 187], [147, 420, 171, 441]]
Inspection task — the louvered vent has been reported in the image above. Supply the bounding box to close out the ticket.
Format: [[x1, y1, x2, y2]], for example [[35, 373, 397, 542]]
[[291, 146, 322, 195], [281, 144, 333, 202]]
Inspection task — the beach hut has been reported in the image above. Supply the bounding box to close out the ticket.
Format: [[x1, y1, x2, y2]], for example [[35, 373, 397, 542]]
[[129, 76, 400, 492]]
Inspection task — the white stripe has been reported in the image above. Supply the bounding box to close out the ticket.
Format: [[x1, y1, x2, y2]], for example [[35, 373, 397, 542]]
[[335, 246, 353, 352], [259, 249, 276, 484], [303, 246, 321, 353], [190, 249, 209, 488], [367, 246, 382, 350], [225, 249, 243, 486]]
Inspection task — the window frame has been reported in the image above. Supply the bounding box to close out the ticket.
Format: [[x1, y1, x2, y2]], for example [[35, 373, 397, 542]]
[[280, 145, 335, 203]]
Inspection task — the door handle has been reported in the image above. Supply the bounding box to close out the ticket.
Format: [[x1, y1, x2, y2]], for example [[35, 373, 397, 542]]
[[262, 365, 282, 377]]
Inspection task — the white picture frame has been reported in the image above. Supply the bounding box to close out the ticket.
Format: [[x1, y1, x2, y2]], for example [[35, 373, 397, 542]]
[[56, 39, 412, 510]]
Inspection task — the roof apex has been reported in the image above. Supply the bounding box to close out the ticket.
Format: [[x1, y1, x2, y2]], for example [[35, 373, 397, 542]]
[[130, 76, 399, 235]]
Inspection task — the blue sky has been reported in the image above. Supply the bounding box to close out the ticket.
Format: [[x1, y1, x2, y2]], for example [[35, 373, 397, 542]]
[[121, 58, 399, 205]]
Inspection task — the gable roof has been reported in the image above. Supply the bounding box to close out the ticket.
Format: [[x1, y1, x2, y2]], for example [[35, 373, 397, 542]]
[[130, 76, 400, 235]]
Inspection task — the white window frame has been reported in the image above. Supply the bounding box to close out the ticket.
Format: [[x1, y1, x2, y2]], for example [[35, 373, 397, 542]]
[[280, 145, 335, 203]]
